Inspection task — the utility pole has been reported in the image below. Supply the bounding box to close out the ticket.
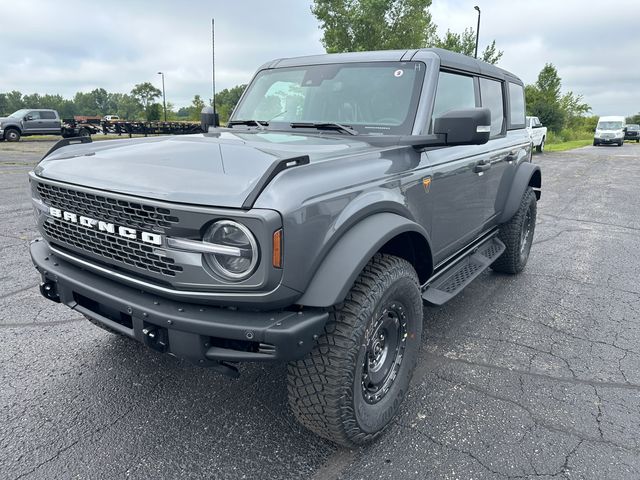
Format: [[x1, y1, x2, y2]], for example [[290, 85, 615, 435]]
[[474, 6, 481, 59], [157, 71, 167, 121], [212, 18, 217, 125]]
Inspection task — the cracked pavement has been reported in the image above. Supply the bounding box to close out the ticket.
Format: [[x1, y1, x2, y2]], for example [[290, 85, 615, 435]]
[[1, 140, 639, 479]]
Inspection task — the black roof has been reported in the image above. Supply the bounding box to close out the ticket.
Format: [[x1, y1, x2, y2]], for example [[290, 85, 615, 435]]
[[262, 47, 523, 86]]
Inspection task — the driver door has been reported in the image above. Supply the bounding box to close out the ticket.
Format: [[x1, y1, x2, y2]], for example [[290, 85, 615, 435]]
[[22, 111, 42, 134]]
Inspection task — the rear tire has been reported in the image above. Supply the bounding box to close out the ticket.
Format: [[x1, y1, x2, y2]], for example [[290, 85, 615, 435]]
[[491, 187, 537, 274], [536, 136, 545, 153], [287, 253, 423, 447], [4, 128, 20, 142], [79, 128, 91, 137]]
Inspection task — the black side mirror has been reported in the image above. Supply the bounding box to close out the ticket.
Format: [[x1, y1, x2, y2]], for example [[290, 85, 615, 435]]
[[25, 115, 33, 121], [200, 106, 220, 131], [433, 107, 492, 146]]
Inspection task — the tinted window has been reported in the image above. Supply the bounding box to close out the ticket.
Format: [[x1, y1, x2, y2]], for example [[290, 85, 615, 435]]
[[39, 111, 56, 119], [508, 83, 525, 128], [479, 78, 504, 136], [26, 111, 41, 120], [432, 72, 476, 128]]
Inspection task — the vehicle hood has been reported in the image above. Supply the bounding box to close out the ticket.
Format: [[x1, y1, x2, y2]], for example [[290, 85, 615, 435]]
[[0, 116, 18, 125], [33, 131, 382, 208]]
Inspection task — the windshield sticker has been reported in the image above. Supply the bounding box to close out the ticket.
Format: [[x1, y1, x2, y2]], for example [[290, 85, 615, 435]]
[[394, 69, 404, 78]]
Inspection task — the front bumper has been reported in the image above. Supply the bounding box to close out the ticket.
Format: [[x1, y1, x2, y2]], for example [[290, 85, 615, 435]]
[[30, 239, 328, 368], [595, 137, 622, 144]]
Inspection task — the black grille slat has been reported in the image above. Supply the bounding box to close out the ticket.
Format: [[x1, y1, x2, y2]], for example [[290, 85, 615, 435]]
[[36, 183, 179, 231], [43, 218, 183, 277]]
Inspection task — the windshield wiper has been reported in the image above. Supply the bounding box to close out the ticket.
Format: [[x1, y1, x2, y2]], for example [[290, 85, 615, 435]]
[[289, 122, 359, 136], [227, 119, 268, 130]]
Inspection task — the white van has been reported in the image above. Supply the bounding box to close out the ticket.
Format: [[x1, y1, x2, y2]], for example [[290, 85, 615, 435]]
[[594, 116, 626, 147]]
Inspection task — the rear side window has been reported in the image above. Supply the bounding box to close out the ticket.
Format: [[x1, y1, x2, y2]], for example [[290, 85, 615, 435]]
[[479, 78, 504, 137], [432, 71, 476, 129], [39, 111, 56, 120], [508, 82, 525, 129]]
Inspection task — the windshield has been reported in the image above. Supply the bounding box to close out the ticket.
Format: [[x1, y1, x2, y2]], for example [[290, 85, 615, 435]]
[[232, 62, 426, 135], [597, 121, 623, 130], [9, 109, 30, 118]]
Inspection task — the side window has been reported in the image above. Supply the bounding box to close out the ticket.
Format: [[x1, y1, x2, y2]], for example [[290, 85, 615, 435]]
[[479, 78, 504, 137], [432, 71, 476, 130], [39, 111, 56, 120], [508, 82, 525, 129], [26, 111, 41, 120]]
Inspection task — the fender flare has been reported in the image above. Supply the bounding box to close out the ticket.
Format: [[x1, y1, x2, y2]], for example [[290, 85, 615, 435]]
[[296, 212, 431, 308], [497, 162, 541, 224]]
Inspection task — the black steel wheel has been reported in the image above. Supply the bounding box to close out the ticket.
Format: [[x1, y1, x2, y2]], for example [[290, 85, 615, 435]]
[[287, 253, 423, 446]]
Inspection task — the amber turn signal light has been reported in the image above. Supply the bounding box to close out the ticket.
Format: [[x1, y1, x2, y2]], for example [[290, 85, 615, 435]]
[[272, 229, 283, 268]]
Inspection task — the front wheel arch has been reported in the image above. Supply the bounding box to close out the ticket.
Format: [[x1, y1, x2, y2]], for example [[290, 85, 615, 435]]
[[295, 213, 432, 308]]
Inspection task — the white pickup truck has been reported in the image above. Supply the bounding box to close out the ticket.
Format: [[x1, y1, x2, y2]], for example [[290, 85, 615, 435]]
[[526, 116, 547, 153]]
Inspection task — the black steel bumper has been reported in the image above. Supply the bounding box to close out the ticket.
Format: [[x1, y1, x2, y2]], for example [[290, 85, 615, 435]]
[[30, 239, 328, 369]]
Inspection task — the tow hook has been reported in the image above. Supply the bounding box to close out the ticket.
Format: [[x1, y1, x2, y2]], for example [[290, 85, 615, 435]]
[[40, 281, 60, 303], [142, 325, 169, 353]]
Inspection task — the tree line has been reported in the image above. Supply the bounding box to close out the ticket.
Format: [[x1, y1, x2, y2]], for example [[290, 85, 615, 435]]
[[0, 83, 247, 124]]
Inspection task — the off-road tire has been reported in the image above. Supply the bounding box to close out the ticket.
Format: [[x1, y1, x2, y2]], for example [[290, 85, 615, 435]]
[[536, 136, 545, 153], [287, 253, 423, 447], [79, 128, 90, 137], [84, 315, 124, 336], [4, 128, 20, 142], [491, 187, 537, 274]]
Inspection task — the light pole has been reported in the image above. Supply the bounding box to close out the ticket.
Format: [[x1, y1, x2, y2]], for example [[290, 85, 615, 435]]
[[474, 6, 481, 59], [157, 71, 167, 122]]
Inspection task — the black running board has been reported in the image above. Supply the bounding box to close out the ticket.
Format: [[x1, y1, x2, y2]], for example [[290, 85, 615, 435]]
[[422, 237, 505, 305]]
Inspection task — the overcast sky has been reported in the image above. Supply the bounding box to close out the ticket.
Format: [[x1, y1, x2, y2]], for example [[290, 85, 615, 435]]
[[1, 0, 638, 116]]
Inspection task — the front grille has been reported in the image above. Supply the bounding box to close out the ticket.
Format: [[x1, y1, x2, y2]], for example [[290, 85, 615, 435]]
[[37, 182, 179, 231], [43, 218, 183, 277]]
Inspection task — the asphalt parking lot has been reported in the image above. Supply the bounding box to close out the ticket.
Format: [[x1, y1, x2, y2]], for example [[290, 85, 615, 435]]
[[1, 139, 640, 479]]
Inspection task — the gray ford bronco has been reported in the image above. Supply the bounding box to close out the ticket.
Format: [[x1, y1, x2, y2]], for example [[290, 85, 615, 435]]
[[29, 48, 540, 446]]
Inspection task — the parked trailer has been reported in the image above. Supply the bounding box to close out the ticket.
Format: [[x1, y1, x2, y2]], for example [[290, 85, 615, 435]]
[[61, 119, 101, 138], [101, 121, 204, 137]]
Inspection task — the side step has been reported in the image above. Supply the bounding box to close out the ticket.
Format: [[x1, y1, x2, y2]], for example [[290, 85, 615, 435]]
[[422, 237, 505, 306]]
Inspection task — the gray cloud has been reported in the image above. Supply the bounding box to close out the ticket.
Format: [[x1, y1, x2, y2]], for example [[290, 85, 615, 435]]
[[1, 0, 637, 116]]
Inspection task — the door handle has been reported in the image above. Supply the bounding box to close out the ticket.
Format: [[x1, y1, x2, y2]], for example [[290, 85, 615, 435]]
[[474, 162, 491, 173]]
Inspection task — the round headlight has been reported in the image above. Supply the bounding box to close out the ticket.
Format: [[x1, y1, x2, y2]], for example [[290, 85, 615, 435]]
[[204, 220, 258, 280]]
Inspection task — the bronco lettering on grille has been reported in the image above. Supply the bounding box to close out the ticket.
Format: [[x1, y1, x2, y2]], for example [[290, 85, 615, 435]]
[[48, 207, 163, 246]]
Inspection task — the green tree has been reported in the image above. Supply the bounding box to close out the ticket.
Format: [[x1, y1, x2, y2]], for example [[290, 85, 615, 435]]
[[109, 93, 143, 120], [525, 64, 591, 133], [627, 113, 640, 124], [145, 103, 162, 121], [434, 28, 503, 64], [189, 94, 206, 121], [213, 84, 247, 124], [311, 0, 437, 53], [131, 82, 162, 110], [525, 64, 565, 132]]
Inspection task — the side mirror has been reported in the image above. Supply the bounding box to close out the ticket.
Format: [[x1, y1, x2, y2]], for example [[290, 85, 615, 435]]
[[433, 107, 491, 146], [200, 106, 219, 131], [25, 115, 33, 121]]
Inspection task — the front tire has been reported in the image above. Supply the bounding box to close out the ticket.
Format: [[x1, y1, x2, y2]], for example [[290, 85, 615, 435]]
[[4, 128, 20, 142], [287, 254, 423, 447], [491, 187, 537, 274]]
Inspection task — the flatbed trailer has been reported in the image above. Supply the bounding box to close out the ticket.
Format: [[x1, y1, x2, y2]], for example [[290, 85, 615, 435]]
[[101, 121, 203, 137]]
